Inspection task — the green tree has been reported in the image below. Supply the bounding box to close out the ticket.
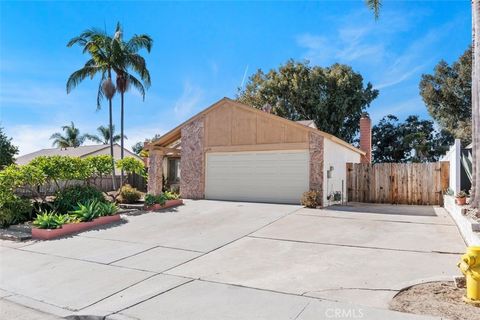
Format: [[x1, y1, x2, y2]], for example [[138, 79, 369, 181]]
[[419, 47, 472, 144], [372, 115, 453, 163], [50, 122, 86, 148], [236, 60, 378, 143], [0, 127, 18, 168], [85, 125, 125, 145], [67, 26, 120, 190], [112, 23, 152, 187]]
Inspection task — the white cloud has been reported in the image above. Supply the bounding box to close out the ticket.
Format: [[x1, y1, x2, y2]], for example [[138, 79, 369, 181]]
[[123, 125, 166, 151], [5, 125, 59, 156], [173, 81, 203, 119], [297, 11, 455, 91]]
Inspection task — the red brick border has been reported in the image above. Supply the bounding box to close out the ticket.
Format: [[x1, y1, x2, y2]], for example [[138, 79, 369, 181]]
[[144, 199, 184, 211], [32, 214, 122, 240]]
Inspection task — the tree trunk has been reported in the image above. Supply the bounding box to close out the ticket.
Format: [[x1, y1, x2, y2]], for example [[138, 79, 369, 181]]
[[120, 91, 125, 187], [109, 96, 117, 191], [471, 0, 480, 208]]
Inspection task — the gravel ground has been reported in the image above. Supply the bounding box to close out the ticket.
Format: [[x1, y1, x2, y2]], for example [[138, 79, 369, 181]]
[[390, 281, 480, 320]]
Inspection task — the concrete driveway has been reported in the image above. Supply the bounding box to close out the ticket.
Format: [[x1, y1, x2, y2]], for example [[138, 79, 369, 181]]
[[0, 200, 465, 319]]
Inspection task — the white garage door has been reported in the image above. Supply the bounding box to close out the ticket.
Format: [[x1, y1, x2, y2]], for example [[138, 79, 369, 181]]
[[205, 150, 309, 204]]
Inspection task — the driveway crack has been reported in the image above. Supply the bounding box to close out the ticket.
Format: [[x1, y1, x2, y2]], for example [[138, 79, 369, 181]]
[[292, 301, 310, 320]]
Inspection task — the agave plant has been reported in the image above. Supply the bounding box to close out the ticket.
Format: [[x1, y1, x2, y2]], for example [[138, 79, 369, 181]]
[[33, 211, 69, 229], [97, 201, 119, 216], [69, 199, 102, 222]]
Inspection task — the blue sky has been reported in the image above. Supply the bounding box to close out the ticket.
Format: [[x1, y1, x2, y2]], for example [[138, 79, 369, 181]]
[[0, 1, 471, 155]]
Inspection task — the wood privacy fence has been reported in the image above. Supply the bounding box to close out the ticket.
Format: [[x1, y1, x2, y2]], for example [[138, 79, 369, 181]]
[[346, 162, 449, 205]]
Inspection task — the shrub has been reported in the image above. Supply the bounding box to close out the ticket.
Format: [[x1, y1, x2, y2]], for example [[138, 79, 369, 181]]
[[144, 193, 166, 206], [54, 185, 105, 213], [97, 202, 119, 216], [116, 157, 146, 178], [118, 184, 141, 204], [164, 191, 180, 200], [69, 199, 102, 222], [33, 211, 69, 229], [301, 190, 321, 208], [0, 197, 33, 228]]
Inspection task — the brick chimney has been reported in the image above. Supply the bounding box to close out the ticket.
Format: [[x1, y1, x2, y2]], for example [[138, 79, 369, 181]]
[[359, 113, 372, 164]]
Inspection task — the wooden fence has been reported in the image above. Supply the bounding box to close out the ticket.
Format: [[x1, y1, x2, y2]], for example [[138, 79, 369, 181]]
[[346, 162, 449, 205]]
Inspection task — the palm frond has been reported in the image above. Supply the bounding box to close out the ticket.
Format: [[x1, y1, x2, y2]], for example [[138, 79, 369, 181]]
[[66, 66, 100, 93], [127, 74, 146, 100], [365, 0, 381, 19], [125, 53, 151, 88], [85, 134, 103, 144], [126, 34, 153, 53]]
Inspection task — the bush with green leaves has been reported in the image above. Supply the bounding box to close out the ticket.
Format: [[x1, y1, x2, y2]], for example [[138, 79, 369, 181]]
[[164, 191, 180, 200], [0, 197, 33, 228], [33, 211, 69, 229], [118, 184, 141, 204], [144, 193, 166, 206], [69, 199, 103, 222], [54, 185, 105, 213], [116, 157, 146, 178], [97, 201, 119, 216]]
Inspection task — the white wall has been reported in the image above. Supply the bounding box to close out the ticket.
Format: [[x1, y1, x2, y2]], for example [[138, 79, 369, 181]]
[[440, 139, 461, 194], [323, 139, 361, 206]]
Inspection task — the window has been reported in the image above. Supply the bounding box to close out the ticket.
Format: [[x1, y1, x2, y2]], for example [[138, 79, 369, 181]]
[[168, 158, 180, 182]]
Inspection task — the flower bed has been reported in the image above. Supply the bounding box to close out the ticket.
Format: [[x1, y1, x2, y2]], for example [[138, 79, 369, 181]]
[[32, 214, 121, 240], [145, 199, 183, 211]]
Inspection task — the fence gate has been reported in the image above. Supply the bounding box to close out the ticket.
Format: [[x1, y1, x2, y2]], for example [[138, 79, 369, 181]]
[[346, 162, 449, 205]]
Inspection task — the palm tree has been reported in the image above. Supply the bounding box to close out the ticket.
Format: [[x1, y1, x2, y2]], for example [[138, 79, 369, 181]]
[[50, 122, 86, 148], [66, 28, 121, 190], [85, 125, 126, 144], [112, 23, 152, 186], [363, 0, 479, 207]]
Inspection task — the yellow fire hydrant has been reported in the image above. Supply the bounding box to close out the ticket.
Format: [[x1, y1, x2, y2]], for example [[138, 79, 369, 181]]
[[457, 246, 480, 305]]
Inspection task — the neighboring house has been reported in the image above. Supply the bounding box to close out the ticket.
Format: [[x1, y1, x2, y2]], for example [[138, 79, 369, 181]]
[[146, 98, 369, 205], [16, 144, 141, 168]]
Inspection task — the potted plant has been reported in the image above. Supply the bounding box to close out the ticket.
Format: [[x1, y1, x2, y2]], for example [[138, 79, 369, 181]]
[[455, 190, 468, 205]]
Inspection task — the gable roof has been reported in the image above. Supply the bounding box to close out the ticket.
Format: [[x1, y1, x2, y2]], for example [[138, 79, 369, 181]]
[[148, 97, 365, 155], [16, 144, 141, 165]]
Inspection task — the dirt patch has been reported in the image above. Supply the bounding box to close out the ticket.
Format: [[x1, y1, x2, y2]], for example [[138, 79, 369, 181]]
[[390, 281, 480, 320]]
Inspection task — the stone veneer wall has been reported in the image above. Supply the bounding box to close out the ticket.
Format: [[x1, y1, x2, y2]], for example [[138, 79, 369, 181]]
[[180, 118, 205, 199], [147, 150, 164, 195], [309, 132, 324, 206]]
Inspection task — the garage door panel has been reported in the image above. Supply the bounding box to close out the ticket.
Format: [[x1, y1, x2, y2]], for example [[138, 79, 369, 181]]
[[205, 151, 309, 204]]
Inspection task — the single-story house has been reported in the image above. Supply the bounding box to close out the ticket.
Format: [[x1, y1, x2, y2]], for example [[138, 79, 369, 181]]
[[16, 143, 141, 168], [146, 98, 371, 205]]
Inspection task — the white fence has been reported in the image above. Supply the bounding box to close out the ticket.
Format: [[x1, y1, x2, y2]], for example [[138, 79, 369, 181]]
[[440, 139, 461, 194]]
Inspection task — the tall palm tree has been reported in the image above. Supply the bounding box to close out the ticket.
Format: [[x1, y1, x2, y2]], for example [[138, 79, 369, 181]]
[[50, 122, 86, 148], [112, 23, 152, 186], [363, 0, 479, 207], [66, 28, 121, 190], [85, 125, 126, 144]]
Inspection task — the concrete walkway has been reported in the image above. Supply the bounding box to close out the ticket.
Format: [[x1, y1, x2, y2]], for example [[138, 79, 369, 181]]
[[0, 200, 464, 319]]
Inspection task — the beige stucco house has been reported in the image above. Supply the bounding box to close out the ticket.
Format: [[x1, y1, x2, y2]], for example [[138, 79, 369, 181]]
[[146, 98, 368, 205]]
